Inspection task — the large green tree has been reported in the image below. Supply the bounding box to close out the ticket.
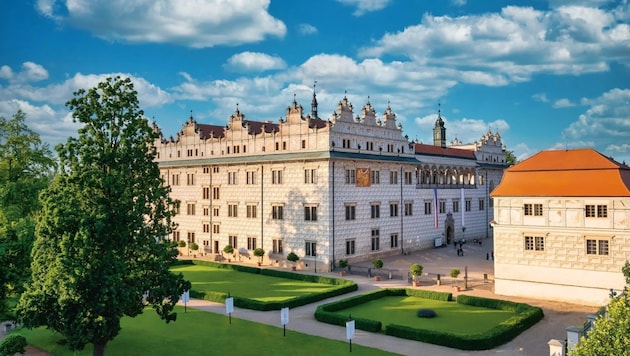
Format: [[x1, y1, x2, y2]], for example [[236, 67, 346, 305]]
[[0, 110, 55, 318], [17, 77, 190, 356], [570, 261, 630, 356]]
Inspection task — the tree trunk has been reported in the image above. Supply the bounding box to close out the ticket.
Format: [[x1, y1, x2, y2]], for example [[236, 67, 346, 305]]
[[93, 341, 107, 356]]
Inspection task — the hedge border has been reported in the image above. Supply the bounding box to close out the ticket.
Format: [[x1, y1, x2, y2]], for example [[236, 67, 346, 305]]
[[177, 260, 357, 311], [314, 289, 543, 350]]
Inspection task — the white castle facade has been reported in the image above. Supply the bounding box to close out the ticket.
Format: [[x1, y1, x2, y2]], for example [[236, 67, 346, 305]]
[[153, 93, 507, 271]]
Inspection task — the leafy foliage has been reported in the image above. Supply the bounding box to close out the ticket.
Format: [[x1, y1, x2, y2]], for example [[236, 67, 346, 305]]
[[410, 263, 423, 277], [16, 77, 190, 355], [417, 309, 437, 318], [450, 269, 461, 278], [372, 259, 383, 269], [505, 150, 518, 166], [0, 333, 27, 356], [222, 244, 233, 254], [0, 110, 55, 319], [286, 251, 299, 262], [570, 261, 630, 356]]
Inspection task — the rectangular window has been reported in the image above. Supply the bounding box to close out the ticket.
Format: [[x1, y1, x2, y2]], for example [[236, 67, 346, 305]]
[[272, 170, 283, 184], [304, 169, 317, 184], [187, 173, 195, 185], [424, 201, 432, 215], [212, 224, 220, 234], [246, 204, 257, 218], [479, 199, 485, 211], [404, 171, 413, 185], [345, 169, 355, 184], [586, 239, 609, 255], [187, 232, 195, 243], [203, 167, 210, 174], [246, 171, 257, 185], [525, 236, 545, 251], [345, 205, 356, 220], [213, 167, 219, 173], [524, 203, 543, 216], [305, 241, 316, 257], [213, 207, 219, 217], [390, 203, 398, 217], [172, 230, 180, 241], [228, 171, 237, 185], [346, 240, 355, 255], [371, 229, 380, 251], [439, 200, 446, 214], [304, 206, 318, 221], [247, 237, 257, 250], [390, 234, 398, 248], [212, 187, 220, 200], [228, 204, 238, 218], [389, 171, 398, 184], [371, 170, 380, 184], [203, 207, 209, 216], [203, 223, 209, 233], [371, 204, 380, 219], [187, 203, 195, 216], [272, 205, 284, 220], [586, 205, 608, 218], [229, 235, 238, 249], [301, 140, 306, 149], [202, 187, 210, 199], [465, 199, 472, 212], [171, 174, 180, 186], [272, 239, 283, 254], [404, 202, 413, 216], [453, 200, 459, 213]]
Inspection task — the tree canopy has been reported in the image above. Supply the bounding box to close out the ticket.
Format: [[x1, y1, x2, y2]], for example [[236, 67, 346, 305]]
[[505, 150, 517, 166], [0, 110, 55, 318], [570, 261, 630, 356], [17, 77, 190, 356]]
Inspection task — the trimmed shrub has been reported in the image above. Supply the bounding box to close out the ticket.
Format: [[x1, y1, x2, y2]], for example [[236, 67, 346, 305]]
[[177, 240, 186, 248], [417, 309, 436, 318], [0, 333, 27, 356], [405, 288, 452, 301]]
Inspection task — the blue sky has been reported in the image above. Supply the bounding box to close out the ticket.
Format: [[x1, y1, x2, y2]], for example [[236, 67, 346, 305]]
[[1, 0, 629, 163]]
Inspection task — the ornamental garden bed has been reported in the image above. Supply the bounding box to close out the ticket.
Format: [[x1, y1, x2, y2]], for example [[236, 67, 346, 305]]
[[314, 288, 543, 350], [171, 260, 357, 311]]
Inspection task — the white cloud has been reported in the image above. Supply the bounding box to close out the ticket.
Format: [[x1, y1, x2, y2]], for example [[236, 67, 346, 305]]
[[562, 88, 630, 162], [532, 93, 549, 102], [37, 0, 286, 48], [298, 24, 318, 36], [337, 0, 392, 16], [452, 0, 466, 6], [358, 4, 630, 85], [225, 52, 287, 72], [0, 62, 49, 83], [553, 98, 575, 108]]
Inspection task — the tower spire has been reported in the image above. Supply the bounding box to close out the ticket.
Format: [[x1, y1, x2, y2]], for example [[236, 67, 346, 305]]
[[433, 102, 446, 148], [311, 80, 318, 119]]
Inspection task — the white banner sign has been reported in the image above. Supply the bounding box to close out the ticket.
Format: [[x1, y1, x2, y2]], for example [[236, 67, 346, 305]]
[[226, 297, 234, 314], [346, 320, 355, 340], [181, 290, 190, 303], [280, 307, 289, 325]]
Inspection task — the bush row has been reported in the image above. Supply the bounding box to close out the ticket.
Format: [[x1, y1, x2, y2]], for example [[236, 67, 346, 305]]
[[384, 294, 544, 350], [184, 261, 357, 311]]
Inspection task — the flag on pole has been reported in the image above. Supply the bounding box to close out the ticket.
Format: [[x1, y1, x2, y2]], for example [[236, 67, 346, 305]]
[[434, 188, 438, 228]]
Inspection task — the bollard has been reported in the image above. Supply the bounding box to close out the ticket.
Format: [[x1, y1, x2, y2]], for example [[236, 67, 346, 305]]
[[436, 274, 441, 286], [484, 273, 488, 283]]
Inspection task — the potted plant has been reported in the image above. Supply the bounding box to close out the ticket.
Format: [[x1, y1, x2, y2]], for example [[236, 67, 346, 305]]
[[338, 259, 349, 276], [189, 242, 199, 258], [177, 240, 186, 256], [253, 247, 265, 266], [410, 263, 423, 287], [223, 244, 234, 262], [286, 251, 299, 271], [372, 259, 383, 281], [450, 268, 461, 291]]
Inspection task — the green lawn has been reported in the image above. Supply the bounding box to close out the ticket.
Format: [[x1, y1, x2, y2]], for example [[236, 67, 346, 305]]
[[337, 296, 518, 335], [16, 306, 397, 356], [172, 265, 337, 301]]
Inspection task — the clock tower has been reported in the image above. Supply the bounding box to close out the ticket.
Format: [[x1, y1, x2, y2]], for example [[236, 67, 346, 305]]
[[433, 107, 446, 148]]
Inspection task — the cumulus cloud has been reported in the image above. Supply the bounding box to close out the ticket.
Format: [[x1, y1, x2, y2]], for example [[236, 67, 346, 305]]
[[532, 93, 549, 102], [359, 4, 630, 85], [224, 52, 287, 73], [36, 0, 286, 48], [562, 88, 630, 162], [337, 0, 392, 16], [553, 98, 576, 108], [0, 62, 49, 83]]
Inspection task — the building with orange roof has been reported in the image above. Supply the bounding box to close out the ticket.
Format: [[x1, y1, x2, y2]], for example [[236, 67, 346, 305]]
[[154, 92, 507, 271], [491, 148, 630, 306]]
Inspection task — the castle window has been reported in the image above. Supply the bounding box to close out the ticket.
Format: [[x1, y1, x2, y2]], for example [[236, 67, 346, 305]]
[[524, 236, 544, 251], [586, 239, 609, 255], [586, 205, 607, 218]]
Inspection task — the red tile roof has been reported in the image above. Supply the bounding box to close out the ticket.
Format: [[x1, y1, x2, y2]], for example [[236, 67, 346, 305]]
[[491, 148, 630, 197], [414, 143, 476, 159]]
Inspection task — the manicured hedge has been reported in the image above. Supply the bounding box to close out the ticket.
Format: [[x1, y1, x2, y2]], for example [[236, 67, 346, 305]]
[[313, 289, 543, 351], [384, 294, 544, 350], [184, 261, 357, 311]]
